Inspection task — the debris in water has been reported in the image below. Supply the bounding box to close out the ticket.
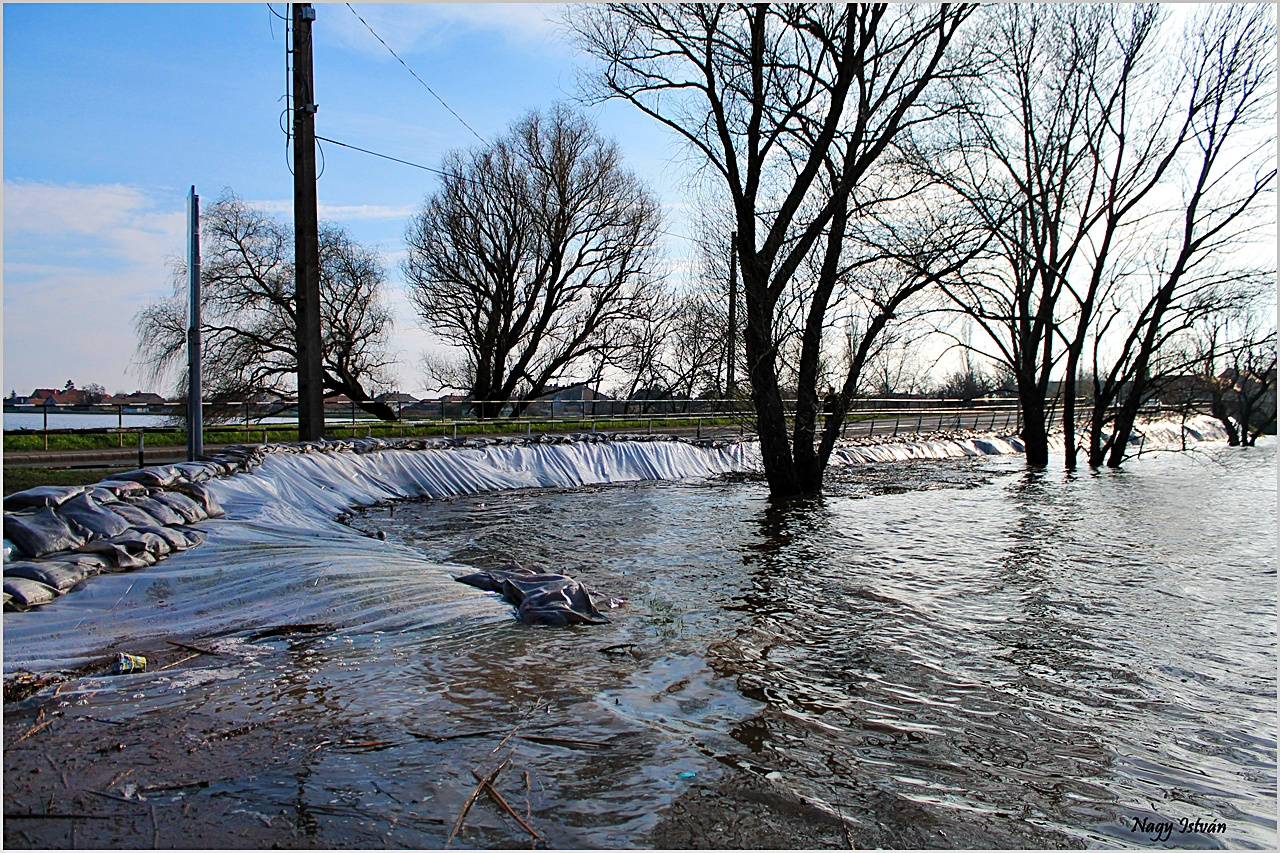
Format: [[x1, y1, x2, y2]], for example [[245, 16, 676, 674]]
[[455, 561, 619, 626], [112, 653, 146, 674]]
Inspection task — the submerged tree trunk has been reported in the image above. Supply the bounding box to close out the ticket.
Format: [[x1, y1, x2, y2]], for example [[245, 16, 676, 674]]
[[1019, 387, 1050, 467], [1061, 364, 1079, 469]]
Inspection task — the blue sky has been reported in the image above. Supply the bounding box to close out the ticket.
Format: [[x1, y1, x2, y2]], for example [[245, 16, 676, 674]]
[[3, 3, 695, 397]]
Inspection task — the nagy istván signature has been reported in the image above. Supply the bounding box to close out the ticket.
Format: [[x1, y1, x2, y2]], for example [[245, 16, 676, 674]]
[[1130, 815, 1227, 843]]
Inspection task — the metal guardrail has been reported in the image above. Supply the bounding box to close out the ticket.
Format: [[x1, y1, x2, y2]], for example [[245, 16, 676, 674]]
[[3, 395, 1180, 473], [4, 398, 1036, 465]]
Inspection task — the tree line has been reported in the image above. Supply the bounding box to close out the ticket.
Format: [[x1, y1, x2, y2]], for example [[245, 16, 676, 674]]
[[135, 3, 1275, 498]]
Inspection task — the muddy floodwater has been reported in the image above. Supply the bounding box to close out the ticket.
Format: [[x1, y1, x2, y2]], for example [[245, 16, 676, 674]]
[[4, 441, 1275, 849]]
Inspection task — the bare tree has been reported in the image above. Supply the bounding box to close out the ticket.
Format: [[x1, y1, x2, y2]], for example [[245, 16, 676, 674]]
[[614, 284, 731, 407], [917, 4, 1274, 469], [913, 5, 1172, 466], [403, 105, 662, 418], [1182, 302, 1278, 446], [571, 3, 975, 496], [134, 190, 397, 419], [1087, 5, 1276, 467], [859, 327, 930, 398]]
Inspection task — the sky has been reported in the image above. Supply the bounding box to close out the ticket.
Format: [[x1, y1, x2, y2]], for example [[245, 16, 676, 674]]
[[3, 2, 698, 398]]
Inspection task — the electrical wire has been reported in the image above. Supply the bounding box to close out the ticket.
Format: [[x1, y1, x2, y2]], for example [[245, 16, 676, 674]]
[[315, 135, 447, 175], [281, 4, 294, 175], [343, 2, 487, 145], [317, 134, 698, 243]]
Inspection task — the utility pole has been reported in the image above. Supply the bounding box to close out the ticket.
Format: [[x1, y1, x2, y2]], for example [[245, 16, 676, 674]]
[[726, 230, 738, 396], [186, 186, 203, 461], [292, 2, 325, 440]]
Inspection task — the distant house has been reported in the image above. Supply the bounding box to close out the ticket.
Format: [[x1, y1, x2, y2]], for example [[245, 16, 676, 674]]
[[401, 395, 469, 419], [538, 384, 610, 403], [527, 384, 613, 416], [374, 391, 418, 404], [29, 388, 90, 406], [101, 392, 167, 408]]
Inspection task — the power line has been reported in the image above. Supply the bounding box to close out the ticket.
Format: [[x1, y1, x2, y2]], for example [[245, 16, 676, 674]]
[[315, 133, 700, 244], [315, 134, 448, 175], [344, 3, 487, 145]]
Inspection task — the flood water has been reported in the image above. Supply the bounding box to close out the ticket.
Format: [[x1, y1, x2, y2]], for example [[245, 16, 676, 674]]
[[8, 440, 1275, 848]]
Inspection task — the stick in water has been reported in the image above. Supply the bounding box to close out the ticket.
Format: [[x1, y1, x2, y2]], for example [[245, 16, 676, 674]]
[[445, 759, 508, 848], [471, 768, 545, 845]]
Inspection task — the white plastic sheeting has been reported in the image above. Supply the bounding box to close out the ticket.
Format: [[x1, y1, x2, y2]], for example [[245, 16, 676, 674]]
[[2, 419, 1227, 672], [2, 440, 753, 671]]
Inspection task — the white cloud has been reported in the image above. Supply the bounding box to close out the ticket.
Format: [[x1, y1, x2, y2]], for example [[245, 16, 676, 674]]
[[328, 3, 567, 60], [249, 198, 417, 222], [5, 180, 184, 267], [1, 180, 436, 396], [4, 180, 188, 392], [319, 202, 418, 221]]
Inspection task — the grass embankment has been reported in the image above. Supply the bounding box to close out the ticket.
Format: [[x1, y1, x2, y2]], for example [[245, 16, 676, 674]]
[[4, 417, 745, 453]]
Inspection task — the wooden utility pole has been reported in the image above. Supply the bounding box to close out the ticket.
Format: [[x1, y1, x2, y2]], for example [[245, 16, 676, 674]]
[[292, 2, 325, 440], [186, 186, 203, 461], [726, 231, 738, 395]]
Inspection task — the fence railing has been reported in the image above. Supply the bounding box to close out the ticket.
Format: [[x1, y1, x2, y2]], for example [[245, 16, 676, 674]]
[[4, 394, 1029, 424], [3, 397, 1036, 462], [10, 396, 1176, 466]]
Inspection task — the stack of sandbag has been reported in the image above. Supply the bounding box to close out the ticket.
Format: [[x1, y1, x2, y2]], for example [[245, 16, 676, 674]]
[[3, 472, 223, 612], [3, 431, 742, 612]]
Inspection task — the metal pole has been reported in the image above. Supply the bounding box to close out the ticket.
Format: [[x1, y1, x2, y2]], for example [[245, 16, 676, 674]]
[[186, 186, 203, 461], [727, 231, 737, 395], [293, 3, 325, 441]]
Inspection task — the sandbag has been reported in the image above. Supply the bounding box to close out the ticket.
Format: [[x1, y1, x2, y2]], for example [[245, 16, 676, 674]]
[[169, 481, 224, 518], [97, 480, 148, 498], [3, 507, 90, 558], [3, 485, 88, 511], [106, 501, 162, 528], [149, 491, 206, 523], [55, 493, 133, 540], [3, 577, 60, 610], [3, 538, 21, 561], [109, 529, 171, 557], [173, 461, 218, 482], [127, 497, 185, 527], [43, 552, 111, 572], [103, 465, 182, 487], [4, 559, 90, 593], [171, 525, 207, 547], [135, 525, 197, 551], [74, 540, 153, 570]]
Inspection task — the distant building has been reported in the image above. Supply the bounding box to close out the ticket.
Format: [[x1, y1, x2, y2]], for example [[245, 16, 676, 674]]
[[401, 395, 470, 419], [374, 391, 418, 404], [323, 394, 354, 413], [101, 392, 167, 408], [30, 388, 90, 406], [528, 384, 613, 416]]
